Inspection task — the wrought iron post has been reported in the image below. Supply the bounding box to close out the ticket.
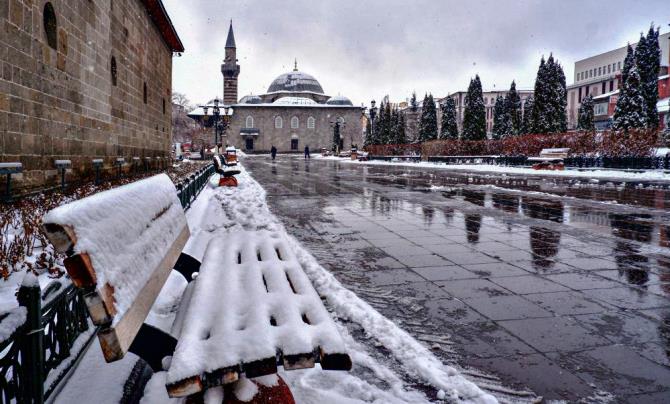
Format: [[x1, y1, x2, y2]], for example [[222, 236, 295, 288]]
[[18, 281, 44, 404]]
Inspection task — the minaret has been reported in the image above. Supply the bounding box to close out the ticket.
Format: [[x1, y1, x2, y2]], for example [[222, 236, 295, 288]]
[[221, 20, 240, 105]]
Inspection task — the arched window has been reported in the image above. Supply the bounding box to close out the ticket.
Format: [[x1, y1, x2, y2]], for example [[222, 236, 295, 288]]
[[245, 116, 254, 128], [307, 116, 315, 129], [291, 116, 299, 129], [110, 56, 117, 86], [43, 3, 58, 50], [143, 82, 147, 104], [274, 116, 283, 129]]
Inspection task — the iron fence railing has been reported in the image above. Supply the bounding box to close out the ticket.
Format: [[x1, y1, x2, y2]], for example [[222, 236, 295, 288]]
[[175, 163, 215, 210], [422, 155, 670, 170], [0, 281, 92, 404]]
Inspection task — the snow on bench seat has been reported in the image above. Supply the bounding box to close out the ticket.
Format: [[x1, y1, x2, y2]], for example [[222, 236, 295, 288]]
[[166, 230, 350, 397], [41, 174, 189, 362]]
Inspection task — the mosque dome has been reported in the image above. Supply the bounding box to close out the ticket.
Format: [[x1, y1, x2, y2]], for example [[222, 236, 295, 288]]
[[267, 62, 324, 94], [239, 94, 262, 104], [325, 95, 353, 106]]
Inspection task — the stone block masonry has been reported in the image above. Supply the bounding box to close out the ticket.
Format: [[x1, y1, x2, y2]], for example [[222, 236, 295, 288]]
[[0, 0, 183, 192]]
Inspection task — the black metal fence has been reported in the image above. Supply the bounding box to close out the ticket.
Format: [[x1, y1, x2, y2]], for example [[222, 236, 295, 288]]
[[176, 163, 215, 210], [0, 281, 92, 404]]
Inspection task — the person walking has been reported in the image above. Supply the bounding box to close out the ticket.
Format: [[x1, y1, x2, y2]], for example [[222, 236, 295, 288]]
[[270, 145, 277, 161], [304, 145, 310, 159]]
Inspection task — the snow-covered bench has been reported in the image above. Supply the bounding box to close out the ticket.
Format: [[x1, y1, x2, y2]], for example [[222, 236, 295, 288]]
[[40, 174, 351, 399], [528, 148, 570, 170]]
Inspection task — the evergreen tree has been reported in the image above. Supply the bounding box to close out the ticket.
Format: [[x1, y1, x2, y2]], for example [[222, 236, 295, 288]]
[[410, 91, 418, 112], [531, 55, 567, 133], [635, 25, 660, 129], [621, 44, 635, 88], [462, 76, 486, 140], [379, 101, 392, 144], [613, 64, 647, 131], [418, 93, 438, 142], [364, 118, 372, 146], [492, 95, 509, 139], [521, 95, 534, 134], [440, 97, 459, 139], [577, 95, 595, 131], [505, 81, 522, 135], [395, 109, 407, 144]]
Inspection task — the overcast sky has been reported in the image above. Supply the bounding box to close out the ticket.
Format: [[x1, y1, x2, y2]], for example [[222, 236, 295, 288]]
[[163, 0, 668, 107]]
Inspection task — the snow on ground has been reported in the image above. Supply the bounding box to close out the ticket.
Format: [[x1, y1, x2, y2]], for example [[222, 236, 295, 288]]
[[316, 155, 670, 182], [146, 163, 497, 403]]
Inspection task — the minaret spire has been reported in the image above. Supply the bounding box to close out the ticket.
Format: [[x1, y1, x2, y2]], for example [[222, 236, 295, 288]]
[[293, 58, 298, 71], [225, 20, 236, 48]]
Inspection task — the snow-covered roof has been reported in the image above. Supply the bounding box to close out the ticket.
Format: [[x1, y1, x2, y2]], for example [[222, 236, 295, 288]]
[[326, 95, 353, 106], [592, 89, 619, 101], [267, 70, 324, 94], [273, 96, 317, 105]]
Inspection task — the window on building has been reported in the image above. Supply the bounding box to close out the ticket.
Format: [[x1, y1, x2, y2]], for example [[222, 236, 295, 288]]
[[245, 138, 254, 150], [291, 116, 299, 128], [307, 116, 315, 129], [598, 67, 602, 76], [594, 103, 607, 116], [609, 80, 614, 92], [617, 62, 621, 70], [607, 65, 611, 74], [246, 116, 254, 128], [162, 98, 166, 114], [111, 56, 117, 86], [143, 82, 147, 104], [274, 116, 283, 128], [578, 87, 582, 101], [586, 86, 590, 96], [43, 3, 58, 50], [602, 82, 606, 94], [291, 138, 298, 150]]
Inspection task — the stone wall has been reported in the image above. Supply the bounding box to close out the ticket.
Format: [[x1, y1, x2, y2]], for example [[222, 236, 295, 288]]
[[225, 106, 363, 153], [0, 0, 174, 191]]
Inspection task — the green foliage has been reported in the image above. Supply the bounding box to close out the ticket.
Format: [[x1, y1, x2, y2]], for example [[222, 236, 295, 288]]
[[439, 97, 459, 139], [462, 75, 486, 140], [418, 93, 438, 142], [492, 95, 510, 140], [531, 55, 567, 133], [577, 95, 595, 131]]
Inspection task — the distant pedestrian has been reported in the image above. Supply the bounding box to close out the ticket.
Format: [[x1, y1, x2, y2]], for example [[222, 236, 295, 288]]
[[304, 145, 310, 159], [270, 145, 277, 161]]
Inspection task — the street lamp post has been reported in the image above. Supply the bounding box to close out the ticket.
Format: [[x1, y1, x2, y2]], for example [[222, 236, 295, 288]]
[[330, 119, 346, 155], [369, 99, 377, 144], [199, 98, 230, 157]]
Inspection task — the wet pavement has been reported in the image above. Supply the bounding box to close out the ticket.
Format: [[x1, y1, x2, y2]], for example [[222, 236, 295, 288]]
[[244, 155, 670, 403]]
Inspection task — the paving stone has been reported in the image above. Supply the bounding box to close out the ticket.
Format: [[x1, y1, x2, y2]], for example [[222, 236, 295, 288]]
[[586, 287, 670, 310], [436, 278, 512, 299], [524, 291, 609, 315], [548, 345, 670, 395], [545, 272, 624, 290], [490, 275, 569, 295], [574, 311, 665, 345], [499, 316, 610, 353], [462, 262, 529, 278], [410, 265, 475, 281], [360, 268, 427, 285], [392, 253, 454, 268], [465, 295, 553, 320]]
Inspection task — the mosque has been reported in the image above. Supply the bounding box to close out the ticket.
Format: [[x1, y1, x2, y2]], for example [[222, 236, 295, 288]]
[[189, 22, 363, 153]]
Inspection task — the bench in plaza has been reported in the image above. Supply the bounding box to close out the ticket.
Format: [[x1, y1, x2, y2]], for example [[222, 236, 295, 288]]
[[214, 152, 241, 187], [41, 173, 351, 399], [528, 148, 570, 170]]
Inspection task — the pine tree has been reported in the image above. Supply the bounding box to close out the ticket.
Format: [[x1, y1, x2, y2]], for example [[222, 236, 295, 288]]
[[531, 55, 567, 133], [577, 95, 595, 131], [613, 64, 647, 131], [418, 93, 438, 142], [635, 25, 660, 129], [440, 97, 459, 139], [492, 95, 508, 140], [462, 76, 486, 140], [521, 95, 534, 134], [396, 109, 407, 144], [379, 101, 392, 144], [410, 91, 418, 112], [506, 81, 522, 135], [621, 44, 635, 87], [364, 118, 372, 146]]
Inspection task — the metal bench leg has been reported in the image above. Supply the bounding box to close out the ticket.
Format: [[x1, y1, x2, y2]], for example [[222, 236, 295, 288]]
[[173, 253, 201, 282], [128, 323, 178, 372]]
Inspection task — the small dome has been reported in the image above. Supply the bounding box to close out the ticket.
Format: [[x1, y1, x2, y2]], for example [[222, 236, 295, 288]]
[[239, 95, 262, 104], [326, 95, 353, 106], [267, 70, 324, 94], [272, 97, 317, 105]]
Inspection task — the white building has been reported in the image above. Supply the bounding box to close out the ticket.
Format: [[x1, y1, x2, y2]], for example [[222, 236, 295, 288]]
[[567, 32, 670, 129]]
